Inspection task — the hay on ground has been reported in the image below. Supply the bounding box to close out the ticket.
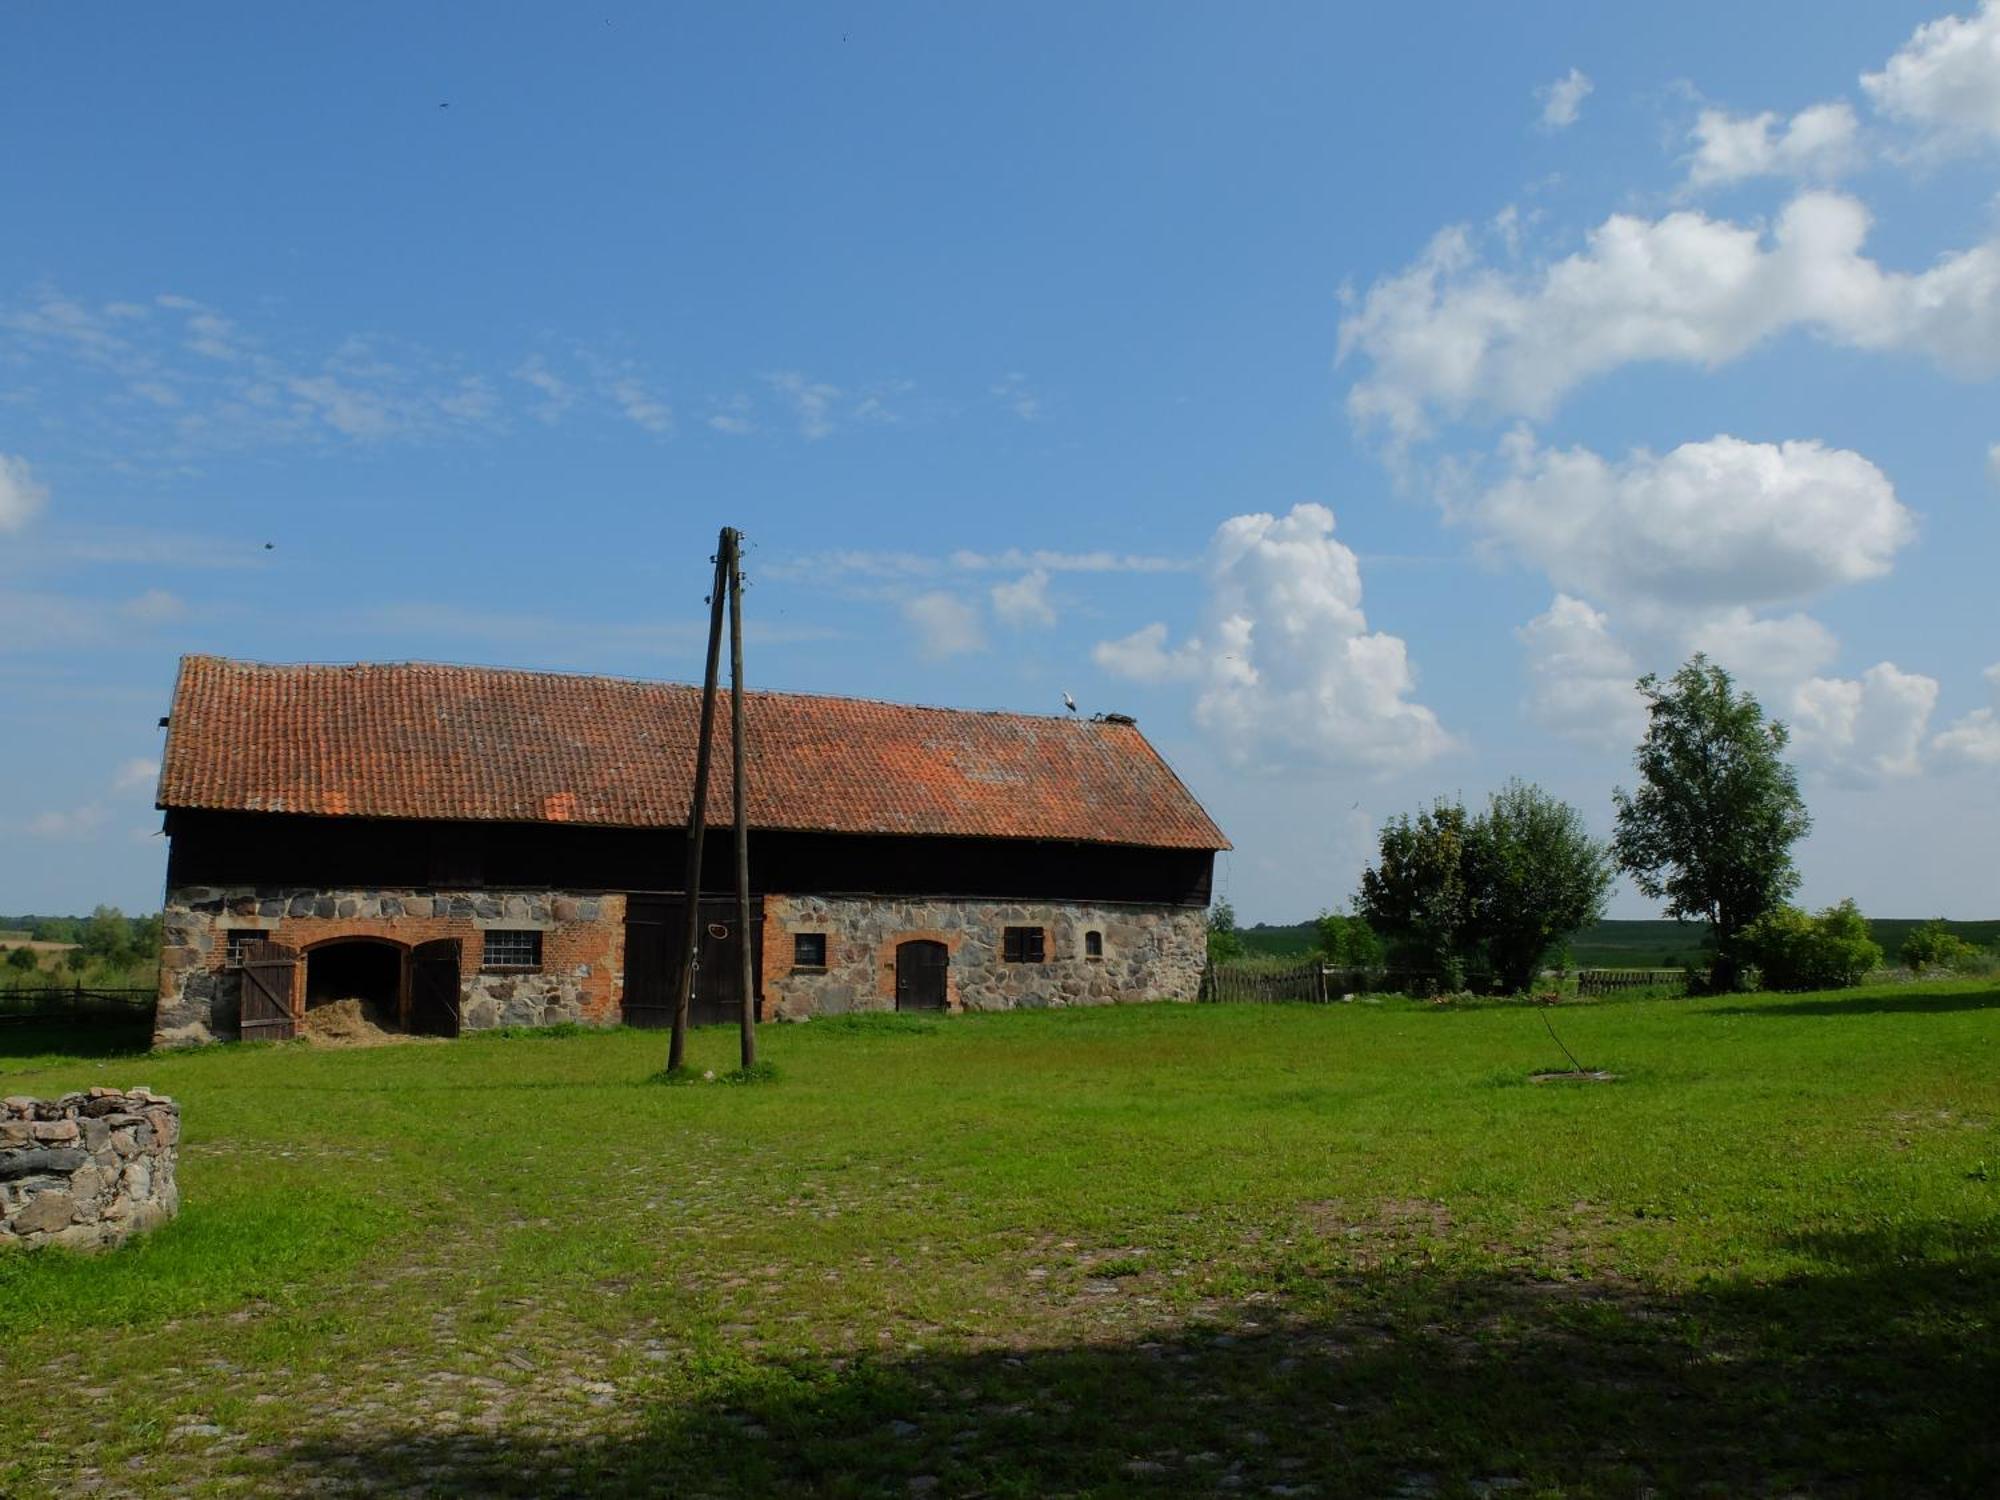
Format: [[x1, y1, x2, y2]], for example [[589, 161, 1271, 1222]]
[[299, 997, 436, 1048]]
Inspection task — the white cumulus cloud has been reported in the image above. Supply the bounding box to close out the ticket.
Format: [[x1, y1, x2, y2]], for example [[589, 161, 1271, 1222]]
[[1862, 1, 2000, 153], [1093, 503, 1452, 773], [990, 570, 1056, 628], [1789, 662, 1940, 779], [1684, 608, 1840, 693], [903, 591, 985, 659], [1517, 595, 1645, 747], [1537, 68, 1594, 130], [1684, 101, 1861, 188], [1933, 663, 2000, 765], [1340, 192, 2000, 445], [0, 454, 48, 532], [1472, 431, 1914, 609]]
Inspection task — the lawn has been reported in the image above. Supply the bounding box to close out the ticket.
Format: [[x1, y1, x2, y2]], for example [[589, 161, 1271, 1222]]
[[2, 985, 1995, 1498]]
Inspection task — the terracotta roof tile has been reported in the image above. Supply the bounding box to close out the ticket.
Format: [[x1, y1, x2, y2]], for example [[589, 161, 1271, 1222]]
[[158, 656, 1230, 851]]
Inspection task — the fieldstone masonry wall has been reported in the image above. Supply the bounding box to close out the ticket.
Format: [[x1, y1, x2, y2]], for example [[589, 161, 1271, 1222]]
[[155, 886, 625, 1046], [761, 895, 1207, 1020], [1, 1090, 180, 1252]]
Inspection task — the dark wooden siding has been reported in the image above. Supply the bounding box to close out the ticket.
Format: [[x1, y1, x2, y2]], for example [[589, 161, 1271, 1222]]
[[163, 811, 1216, 907]]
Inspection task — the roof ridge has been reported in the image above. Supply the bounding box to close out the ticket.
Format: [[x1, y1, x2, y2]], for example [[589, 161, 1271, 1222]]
[[176, 653, 1110, 727]]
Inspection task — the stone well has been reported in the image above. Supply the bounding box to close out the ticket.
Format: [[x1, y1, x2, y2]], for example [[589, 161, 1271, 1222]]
[[0, 1089, 180, 1251]]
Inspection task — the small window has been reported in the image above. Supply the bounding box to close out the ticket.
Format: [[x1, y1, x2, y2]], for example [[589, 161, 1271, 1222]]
[[1084, 930, 1104, 960], [482, 930, 543, 970], [1003, 926, 1045, 964], [793, 932, 827, 970], [225, 930, 264, 966]]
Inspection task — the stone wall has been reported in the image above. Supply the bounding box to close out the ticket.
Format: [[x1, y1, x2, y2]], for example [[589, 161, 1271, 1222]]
[[154, 886, 626, 1046], [1, 1090, 180, 1252], [760, 895, 1207, 1020]]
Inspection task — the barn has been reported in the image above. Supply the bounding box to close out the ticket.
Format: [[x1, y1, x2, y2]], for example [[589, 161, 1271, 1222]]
[[151, 656, 1228, 1046]]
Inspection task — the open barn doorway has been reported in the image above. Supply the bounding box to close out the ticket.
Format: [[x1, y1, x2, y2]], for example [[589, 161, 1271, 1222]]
[[304, 940, 405, 1039]]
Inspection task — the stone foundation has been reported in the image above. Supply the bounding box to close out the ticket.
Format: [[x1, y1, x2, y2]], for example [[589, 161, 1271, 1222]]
[[155, 886, 625, 1046], [761, 896, 1207, 1020], [1, 1090, 180, 1252]]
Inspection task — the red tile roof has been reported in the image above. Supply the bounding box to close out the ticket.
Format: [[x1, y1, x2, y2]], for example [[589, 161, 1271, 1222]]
[[158, 656, 1229, 850]]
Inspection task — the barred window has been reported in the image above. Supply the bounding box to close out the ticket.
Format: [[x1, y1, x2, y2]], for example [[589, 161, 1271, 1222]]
[[793, 932, 828, 970], [225, 930, 264, 966], [1084, 930, 1104, 960], [1002, 926, 1045, 964], [482, 929, 543, 970]]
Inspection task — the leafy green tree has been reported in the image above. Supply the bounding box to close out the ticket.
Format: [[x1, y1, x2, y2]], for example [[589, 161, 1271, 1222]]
[[60, 945, 89, 977], [1315, 911, 1385, 970], [80, 905, 132, 965], [1357, 799, 1479, 986], [1471, 779, 1616, 992], [1742, 900, 1882, 990], [1613, 656, 1810, 992], [1900, 919, 1976, 973], [4, 945, 38, 974], [1207, 899, 1245, 964]]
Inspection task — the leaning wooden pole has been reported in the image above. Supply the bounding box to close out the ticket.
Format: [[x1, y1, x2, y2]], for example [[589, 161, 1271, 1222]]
[[727, 528, 757, 1071], [668, 536, 731, 1074]]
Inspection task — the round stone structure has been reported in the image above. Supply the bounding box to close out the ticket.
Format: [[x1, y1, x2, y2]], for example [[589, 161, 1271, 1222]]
[[0, 1089, 180, 1251]]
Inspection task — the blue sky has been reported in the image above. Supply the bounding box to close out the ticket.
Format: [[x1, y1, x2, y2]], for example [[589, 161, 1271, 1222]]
[[3, 2, 1996, 922]]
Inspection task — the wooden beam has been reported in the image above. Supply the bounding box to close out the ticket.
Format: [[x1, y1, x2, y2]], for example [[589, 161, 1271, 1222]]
[[727, 528, 757, 1071], [668, 534, 731, 1075]]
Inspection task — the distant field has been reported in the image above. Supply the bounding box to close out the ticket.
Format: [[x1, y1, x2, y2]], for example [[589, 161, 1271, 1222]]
[[2, 984, 1996, 1496], [1241, 916, 2000, 968]]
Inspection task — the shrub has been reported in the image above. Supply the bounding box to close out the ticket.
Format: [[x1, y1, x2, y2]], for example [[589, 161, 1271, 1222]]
[[4, 945, 38, 973], [1742, 899, 1882, 991], [1314, 912, 1384, 969], [1206, 900, 1245, 965], [1899, 919, 1978, 974]]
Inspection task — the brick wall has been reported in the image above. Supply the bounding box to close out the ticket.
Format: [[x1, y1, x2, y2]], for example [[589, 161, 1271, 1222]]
[[154, 887, 626, 1046]]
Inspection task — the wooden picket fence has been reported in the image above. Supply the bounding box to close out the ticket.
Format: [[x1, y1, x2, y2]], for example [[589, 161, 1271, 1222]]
[[1201, 963, 1691, 1003], [1573, 968, 1687, 997], [0, 986, 156, 1024], [1198, 963, 1465, 1003]]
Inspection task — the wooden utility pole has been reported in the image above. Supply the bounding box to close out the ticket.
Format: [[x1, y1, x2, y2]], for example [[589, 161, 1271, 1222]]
[[727, 530, 757, 1071], [668, 535, 731, 1074]]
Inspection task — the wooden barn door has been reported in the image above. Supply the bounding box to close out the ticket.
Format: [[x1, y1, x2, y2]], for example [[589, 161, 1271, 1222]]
[[895, 940, 948, 1012], [621, 895, 674, 1029], [240, 941, 299, 1042], [410, 939, 461, 1037], [622, 895, 763, 1028]]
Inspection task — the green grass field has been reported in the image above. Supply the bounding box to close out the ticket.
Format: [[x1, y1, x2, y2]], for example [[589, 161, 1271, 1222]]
[[3, 987, 1996, 1497]]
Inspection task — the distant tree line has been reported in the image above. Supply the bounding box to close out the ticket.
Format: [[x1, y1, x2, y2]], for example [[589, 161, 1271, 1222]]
[[0, 907, 161, 983]]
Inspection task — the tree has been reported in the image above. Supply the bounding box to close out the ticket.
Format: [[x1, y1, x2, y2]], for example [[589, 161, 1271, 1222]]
[[1900, 919, 1976, 973], [1613, 656, 1810, 992], [1207, 899, 1245, 964], [1471, 779, 1616, 992], [1357, 799, 1479, 985], [1742, 899, 1882, 990], [4, 945, 38, 974], [80, 905, 132, 965], [1315, 911, 1384, 970]]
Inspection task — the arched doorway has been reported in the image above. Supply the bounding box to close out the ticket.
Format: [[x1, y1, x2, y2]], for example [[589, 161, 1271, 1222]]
[[895, 940, 948, 1012], [305, 940, 404, 1031]]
